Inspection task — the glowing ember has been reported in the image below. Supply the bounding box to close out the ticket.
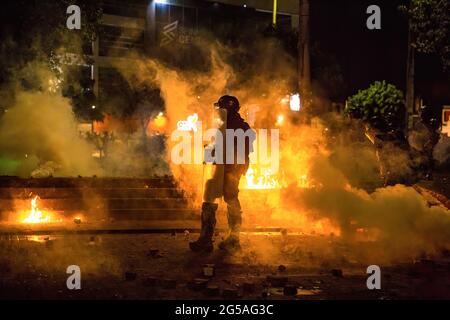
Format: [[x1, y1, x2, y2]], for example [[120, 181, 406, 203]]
[[22, 196, 52, 224], [275, 114, 285, 127], [152, 112, 167, 129]]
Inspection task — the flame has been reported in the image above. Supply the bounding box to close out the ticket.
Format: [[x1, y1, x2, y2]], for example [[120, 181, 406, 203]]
[[22, 196, 52, 224], [152, 112, 167, 129], [275, 114, 284, 127], [240, 166, 283, 190]]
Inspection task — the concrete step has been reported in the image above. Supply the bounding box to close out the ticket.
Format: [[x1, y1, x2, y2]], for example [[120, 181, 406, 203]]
[[109, 209, 198, 220], [0, 187, 184, 199], [0, 198, 190, 211], [0, 177, 177, 188]]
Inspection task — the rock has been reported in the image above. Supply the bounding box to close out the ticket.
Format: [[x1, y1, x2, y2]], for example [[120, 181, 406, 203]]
[[203, 264, 215, 277], [0, 261, 11, 274], [242, 282, 255, 293], [278, 265, 287, 273], [283, 284, 298, 296], [222, 288, 238, 299], [261, 290, 269, 298], [125, 272, 137, 281], [280, 229, 288, 236], [441, 249, 450, 258], [147, 249, 160, 257], [74, 218, 82, 224], [142, 277, 159, 287], [331, 269, 343, 278], [187, 278, 209, 291], [205, 285, 220, 297], [266, 275, 288, 287], [161, 279, 177, 289]]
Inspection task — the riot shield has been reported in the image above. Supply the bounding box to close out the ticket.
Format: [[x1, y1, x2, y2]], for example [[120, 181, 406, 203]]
[[202, 108, 227, 203]]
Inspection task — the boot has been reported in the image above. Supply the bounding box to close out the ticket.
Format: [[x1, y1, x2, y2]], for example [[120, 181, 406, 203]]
[[218, 203, 242, 253], [189, 202, 218, 252], [218, 234, 241, 252]]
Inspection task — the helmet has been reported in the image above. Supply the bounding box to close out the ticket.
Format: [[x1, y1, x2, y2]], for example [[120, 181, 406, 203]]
[[214, 95, 240, 112]]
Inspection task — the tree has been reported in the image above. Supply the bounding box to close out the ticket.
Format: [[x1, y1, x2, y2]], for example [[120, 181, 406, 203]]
[[0, 0, 103, 119], [298, 0, 312, 112], [400, 0, 450, 71], [345, 81, 406, 134]]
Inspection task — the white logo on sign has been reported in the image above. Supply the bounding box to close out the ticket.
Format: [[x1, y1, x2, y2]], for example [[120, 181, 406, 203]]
[[161, 21, 178, 47]]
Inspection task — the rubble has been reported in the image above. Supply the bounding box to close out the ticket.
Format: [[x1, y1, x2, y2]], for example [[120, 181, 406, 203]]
[[204, 285, 220, 297], [187, 278, 209, 291], [278, 265, 287, 273], [283, 284, 298, 296], [142, 277, 159, 287], [266, 275, 288, 287], [125, 272, 137, 281], [331, 269, 343, 278], [222, 288, 238, 299], [161, 279, 177, 289], [202, 264, 215, 277], [242, 282, 255, 293]]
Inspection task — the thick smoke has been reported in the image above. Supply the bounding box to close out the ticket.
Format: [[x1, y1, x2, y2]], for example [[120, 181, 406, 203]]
[[0, 90, 101, 177], [110, 35, 450, 262]]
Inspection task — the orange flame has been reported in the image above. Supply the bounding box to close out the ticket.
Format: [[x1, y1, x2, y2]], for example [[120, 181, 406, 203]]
[[22, 196, 52, 224]]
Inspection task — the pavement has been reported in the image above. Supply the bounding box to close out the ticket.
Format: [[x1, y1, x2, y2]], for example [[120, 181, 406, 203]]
[[1, 232, 449, 300]]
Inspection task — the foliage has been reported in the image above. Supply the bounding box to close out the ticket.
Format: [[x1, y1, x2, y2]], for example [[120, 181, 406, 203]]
[[0, 1, 104, 121], [400, 0, 450, 71], [345, 81, 406, 132]]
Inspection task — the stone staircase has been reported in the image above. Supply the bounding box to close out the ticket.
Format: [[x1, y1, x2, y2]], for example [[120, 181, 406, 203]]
[[0, 177, 197, 221]]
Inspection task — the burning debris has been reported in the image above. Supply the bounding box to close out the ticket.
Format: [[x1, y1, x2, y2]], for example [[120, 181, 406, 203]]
[[21, 196, 53, 224]]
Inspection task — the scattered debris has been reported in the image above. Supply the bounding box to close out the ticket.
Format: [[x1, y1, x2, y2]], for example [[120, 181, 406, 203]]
[[147, 249, 160, 257], [222, 288, 238, 299], [203, 264, 215, 277], [142, 277, 159, 287], [242, 282, 255, 293], [187, 278, 209, 291], [283, 284, 298, 296], [125, 272, 137, 281], [266, 275, 288, 287], [331, 269, 343, 278], [205, 285, 220, 297], [278, 265, 287, 273], [261, 290, 268, 299], [161, 279, 177, 289]]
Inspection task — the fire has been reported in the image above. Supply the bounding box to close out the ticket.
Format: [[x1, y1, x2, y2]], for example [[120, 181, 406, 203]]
[[240, 166, 283, 190], [152, 112, 167, 129], [22, 196, 52, 224]]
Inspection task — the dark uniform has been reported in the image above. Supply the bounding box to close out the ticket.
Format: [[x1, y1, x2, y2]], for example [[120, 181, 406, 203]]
[[190, 95, 253, 253]]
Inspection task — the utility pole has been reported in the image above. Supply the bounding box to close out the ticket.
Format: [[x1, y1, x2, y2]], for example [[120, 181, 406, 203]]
[[298, 0, 311, 112], [405, 18, 415, 132]]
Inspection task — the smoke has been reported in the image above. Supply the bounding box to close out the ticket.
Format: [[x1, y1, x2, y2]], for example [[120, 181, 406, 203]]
[[104, 31, 450, 262], [434, 134, 450, 165], [0, 90, 101, 177]]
